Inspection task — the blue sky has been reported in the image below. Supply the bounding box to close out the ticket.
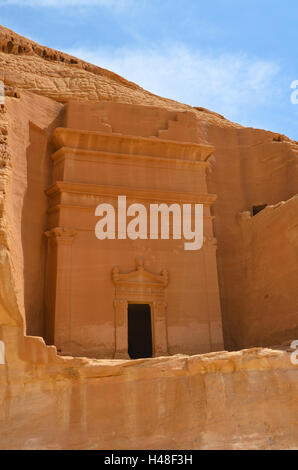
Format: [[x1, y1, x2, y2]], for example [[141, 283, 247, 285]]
[[0, 0, 297, 139]]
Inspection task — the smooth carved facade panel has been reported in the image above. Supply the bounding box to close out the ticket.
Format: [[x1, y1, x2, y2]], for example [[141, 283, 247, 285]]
[[44, 101, 224, 359]]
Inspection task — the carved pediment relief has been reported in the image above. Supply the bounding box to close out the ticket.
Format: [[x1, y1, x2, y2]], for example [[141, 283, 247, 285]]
[[112, 257, 168, 289], [112, 257, 169, 358]]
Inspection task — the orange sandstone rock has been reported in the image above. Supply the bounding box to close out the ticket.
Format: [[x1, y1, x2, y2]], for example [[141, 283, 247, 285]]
[[0, 25, 297, 450], [0, 331, 297, 450]]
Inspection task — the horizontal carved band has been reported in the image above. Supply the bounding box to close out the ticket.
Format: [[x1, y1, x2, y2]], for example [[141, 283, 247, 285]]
[[45, 227, 77, 243]]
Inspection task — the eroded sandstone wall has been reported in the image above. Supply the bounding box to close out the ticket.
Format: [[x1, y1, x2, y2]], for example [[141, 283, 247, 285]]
[[206, 125, 298, 349], [1, 28, 298, 346], [0, 25, 297, 451], [4, 84, 298, 351], [0, 330, 297, 450], [4, 91, 64, 336], [238, 196, 298, 347]]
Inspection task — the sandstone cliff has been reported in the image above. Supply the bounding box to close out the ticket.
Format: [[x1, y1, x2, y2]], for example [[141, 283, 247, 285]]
[[1, 25, 297, 349], [0, 25, 297, 449], [0, 330, 297, 450]]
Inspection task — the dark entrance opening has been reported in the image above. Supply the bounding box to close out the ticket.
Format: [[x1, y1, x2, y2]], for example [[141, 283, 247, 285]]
[[252, 204, 267, 216], [128, 304, 152, 359]]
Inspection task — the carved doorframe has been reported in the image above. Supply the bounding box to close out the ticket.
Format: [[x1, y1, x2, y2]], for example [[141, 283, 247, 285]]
[[112, 258, 169, 359]]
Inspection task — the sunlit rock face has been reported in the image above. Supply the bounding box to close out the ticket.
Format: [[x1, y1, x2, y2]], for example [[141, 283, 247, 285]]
[[0, 25, 297, 450]]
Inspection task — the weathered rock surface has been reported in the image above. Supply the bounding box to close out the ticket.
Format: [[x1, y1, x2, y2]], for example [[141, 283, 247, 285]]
[[0, 25, 297, 449], [0, 25, 239, 124], [0, 329, 297, 450], [207, 125, 298, 349]]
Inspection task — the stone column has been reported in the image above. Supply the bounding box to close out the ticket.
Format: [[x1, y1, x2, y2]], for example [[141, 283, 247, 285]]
[[45, 227, 76, 352], [114, 299, 129, 359], [152, 301, 168, 357], [203, 237, 224, 351]]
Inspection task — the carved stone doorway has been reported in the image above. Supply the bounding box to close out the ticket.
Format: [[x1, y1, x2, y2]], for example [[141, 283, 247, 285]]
[[112, 258, 169, 359], [128, 303, 152, 359]]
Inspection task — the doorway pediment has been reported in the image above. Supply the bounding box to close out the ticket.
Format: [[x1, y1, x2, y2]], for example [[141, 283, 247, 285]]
[[112, 258, 168, 290], [111, 258, 169, 358]]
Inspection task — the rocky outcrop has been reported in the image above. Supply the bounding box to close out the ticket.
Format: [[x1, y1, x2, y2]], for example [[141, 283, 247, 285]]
[[237, 195, 298, 347], [206, 125, 298, 349], [0, 25, 237, 125], [0, 330, 297, 450], [0, 25, 297, 450], [1, 24, 297, 350]]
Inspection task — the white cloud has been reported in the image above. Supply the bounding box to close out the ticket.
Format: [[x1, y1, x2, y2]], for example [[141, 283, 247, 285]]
[[67, 43, 280, 123]]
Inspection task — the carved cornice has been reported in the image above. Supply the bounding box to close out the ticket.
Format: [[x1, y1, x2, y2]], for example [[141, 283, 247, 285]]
[[51, 146, 210, 170], [204, 237, 218, 247], [51, 127, 214, 162], [45, 227, 77, 245], [46, 181, 217, 206]]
